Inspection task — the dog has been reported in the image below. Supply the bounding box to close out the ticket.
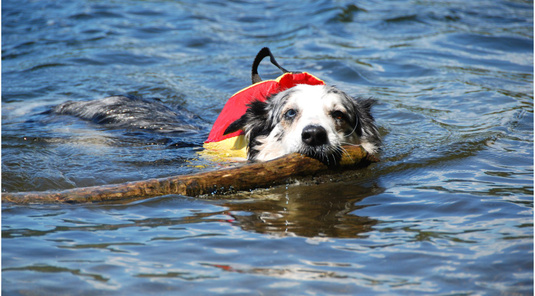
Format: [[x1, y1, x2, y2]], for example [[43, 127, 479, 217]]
[[50, 48, 381, 164], [223, 84, 380, 164]]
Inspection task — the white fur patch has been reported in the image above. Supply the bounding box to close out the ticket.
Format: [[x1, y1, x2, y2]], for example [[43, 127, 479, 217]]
[[251, 84, 379, 162]]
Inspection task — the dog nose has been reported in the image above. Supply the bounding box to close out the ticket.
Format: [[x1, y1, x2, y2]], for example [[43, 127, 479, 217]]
[[301, 125, 328, 146]]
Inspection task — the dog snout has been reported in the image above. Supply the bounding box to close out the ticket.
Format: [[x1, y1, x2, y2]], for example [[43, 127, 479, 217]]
[[301, 125, 328, 146]]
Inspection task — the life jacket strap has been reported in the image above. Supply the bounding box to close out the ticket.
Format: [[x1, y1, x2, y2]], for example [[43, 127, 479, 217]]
[[251, 47, 290, 84]]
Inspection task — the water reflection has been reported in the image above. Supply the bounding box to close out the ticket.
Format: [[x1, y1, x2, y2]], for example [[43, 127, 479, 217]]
[[2, 0, 532, 293], [217, 179, 383, 238]]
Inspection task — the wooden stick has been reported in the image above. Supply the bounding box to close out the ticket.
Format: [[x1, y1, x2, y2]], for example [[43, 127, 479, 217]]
[[2, 145, 378, 204]]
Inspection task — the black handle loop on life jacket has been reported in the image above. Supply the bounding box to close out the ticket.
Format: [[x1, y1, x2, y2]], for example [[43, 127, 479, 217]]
[[251, 47, 290, 84]]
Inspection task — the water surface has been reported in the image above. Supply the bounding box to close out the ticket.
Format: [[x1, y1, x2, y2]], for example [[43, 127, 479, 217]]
[[2, 0, 533, 294]]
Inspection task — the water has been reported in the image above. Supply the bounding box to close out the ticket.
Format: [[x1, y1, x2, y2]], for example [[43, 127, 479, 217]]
[[2, 0, 533, 294]]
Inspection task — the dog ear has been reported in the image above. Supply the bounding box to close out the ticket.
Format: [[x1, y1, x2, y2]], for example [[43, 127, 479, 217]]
[[223, 114, 248, 135], [223, 100, 270, 135], [356, 98, 377, 120]]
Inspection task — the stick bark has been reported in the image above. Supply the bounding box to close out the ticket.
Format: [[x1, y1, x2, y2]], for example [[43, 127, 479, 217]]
[[2, 145, 378, 204]]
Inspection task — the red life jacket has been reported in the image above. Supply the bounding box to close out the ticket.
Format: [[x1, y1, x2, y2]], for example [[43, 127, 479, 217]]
[[203, 48, 325, 159]]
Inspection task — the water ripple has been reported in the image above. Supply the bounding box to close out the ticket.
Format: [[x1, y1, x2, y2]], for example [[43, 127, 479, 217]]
[[2, 0, 533, 295]]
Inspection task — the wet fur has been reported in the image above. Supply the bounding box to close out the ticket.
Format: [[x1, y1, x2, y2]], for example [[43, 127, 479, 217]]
[[225, 84, 381, 164], [50, 86, 380, 164], [51, 95, 200, 133]]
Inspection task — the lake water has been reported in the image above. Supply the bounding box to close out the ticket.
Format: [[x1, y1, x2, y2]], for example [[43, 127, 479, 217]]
[[2, 0, 533, 294]]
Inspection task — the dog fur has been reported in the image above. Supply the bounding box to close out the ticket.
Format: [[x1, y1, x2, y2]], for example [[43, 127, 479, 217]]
[[51, 95, 200, 133], [224, 84, 381, 164]]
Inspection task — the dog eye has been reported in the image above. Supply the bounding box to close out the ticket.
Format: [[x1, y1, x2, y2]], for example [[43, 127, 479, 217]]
[[284, 109, 297, 119], [331, 110, 346, 121]]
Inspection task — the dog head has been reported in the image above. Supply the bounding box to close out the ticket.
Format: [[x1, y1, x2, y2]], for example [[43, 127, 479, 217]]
[[224, 84, 381, 163]]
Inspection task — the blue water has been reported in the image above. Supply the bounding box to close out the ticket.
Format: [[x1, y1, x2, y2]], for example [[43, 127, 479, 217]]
[[2, 0, 533, 294]]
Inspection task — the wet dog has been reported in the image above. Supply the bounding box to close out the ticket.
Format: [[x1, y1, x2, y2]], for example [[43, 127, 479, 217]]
[[50, 48, 381, 164], [223, 84, 380, 164]]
